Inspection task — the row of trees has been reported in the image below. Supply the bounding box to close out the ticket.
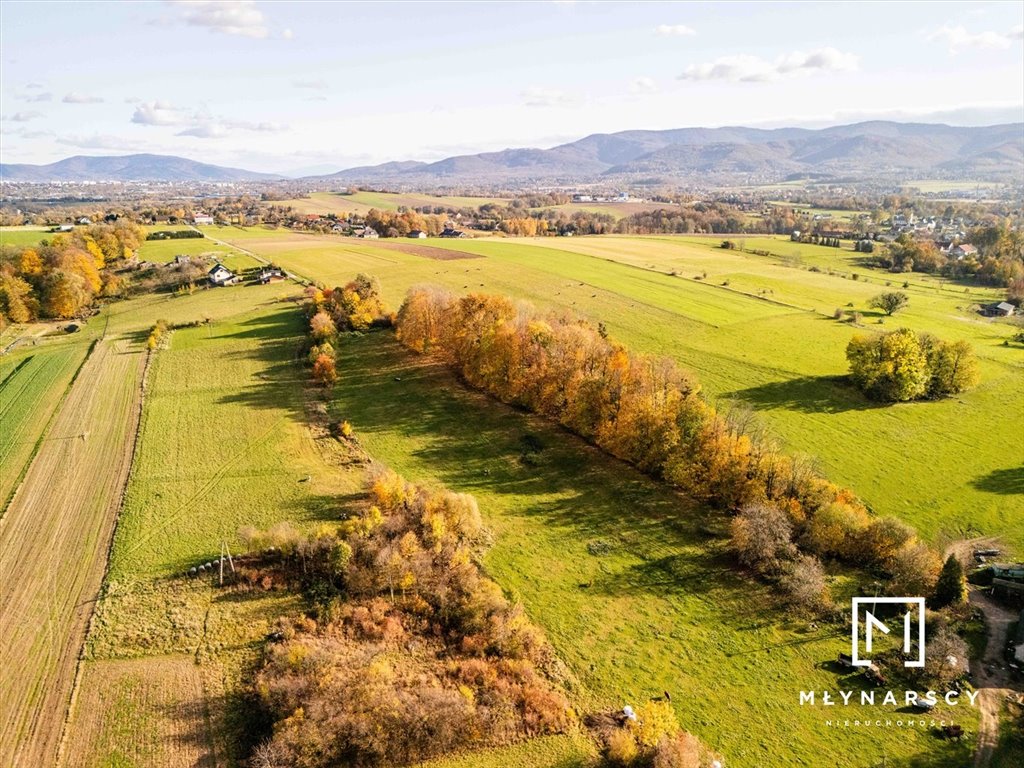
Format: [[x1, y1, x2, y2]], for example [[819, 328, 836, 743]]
[[303, 274, 391, 386], [249, 468, 573, 767], [394, 287, 941, 599], [877, 228, 1024, 291], [0, 221, 143, 325], [846, 328, 979, 402]]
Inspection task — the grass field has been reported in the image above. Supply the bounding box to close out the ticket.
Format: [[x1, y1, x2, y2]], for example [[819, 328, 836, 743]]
[[209, 228, 1024, 556], [63, 656, 214, 768], [277, 190, 509, 216], [327, 332, 975, 767], [0, 339, 145, 767], [0, 226, 53, 247], [77, 285, 359, 767], [0, 339, 92, 510]]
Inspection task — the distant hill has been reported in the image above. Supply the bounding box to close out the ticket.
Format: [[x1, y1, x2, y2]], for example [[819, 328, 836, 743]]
[[310, 121, 1024, 186], [0, 154, 282, 182]]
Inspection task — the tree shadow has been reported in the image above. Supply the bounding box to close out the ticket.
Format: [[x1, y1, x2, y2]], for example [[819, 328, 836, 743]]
[[970, 466, 1024, 496], [728, 375, 885, 414]]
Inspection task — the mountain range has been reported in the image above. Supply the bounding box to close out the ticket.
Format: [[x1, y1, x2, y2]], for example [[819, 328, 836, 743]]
[[0, 153, 282, 182], [1, 122, 1021, 185]]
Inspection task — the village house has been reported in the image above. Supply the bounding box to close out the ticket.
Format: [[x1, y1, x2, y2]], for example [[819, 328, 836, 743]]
[[208, 263, 238, 286], [192, 213, 215, 226], [439, 227, 466, 238], [258, 267, 285, 284], [358, 227, 379, 239], [172, 255, 191, 265], [408, 229, 427, 239], [76, 216, 92, 226], [949, 243, 978, 260]]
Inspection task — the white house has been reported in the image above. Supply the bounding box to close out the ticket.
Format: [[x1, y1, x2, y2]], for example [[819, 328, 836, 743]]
[[208, 264, 237, 286], [408, 230, 427, 239], [192, 214, 214, 226], [950, 244, 978, 260]]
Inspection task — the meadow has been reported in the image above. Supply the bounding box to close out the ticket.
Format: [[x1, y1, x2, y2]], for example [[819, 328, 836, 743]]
[[0, 338, 91, 509], [210, 228, 1024, 555], [276, 190, 509, 216], [0, 226, 53, 247]]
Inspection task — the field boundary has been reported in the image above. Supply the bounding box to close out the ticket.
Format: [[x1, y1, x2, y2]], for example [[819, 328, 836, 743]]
[[55, 345, 153, 768], [1, 339, 96, 517]]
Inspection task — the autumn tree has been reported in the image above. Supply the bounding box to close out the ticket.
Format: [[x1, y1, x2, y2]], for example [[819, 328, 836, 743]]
[[311, 353, 337, 386], [730, 503, 796, 577]]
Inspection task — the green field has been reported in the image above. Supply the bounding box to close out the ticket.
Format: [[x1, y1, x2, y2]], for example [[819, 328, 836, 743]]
[[39, 225, 1021, 767], [0, 226, 56, 247], [137, 233, 261, 272], [209, 228, 1024, 555], [278, 190, 509, 216], [0, 339, 92, 509], [328, 332, 974, 767]]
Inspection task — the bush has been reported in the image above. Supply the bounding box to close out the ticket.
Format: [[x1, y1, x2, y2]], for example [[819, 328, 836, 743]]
[[730, 503, 796, 577], [606, 728, 639, 766]]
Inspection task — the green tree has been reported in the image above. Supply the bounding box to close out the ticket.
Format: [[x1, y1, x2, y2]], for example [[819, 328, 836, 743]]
[[921, 336, 979, 398], [846, 328, 929, 401], [869, 291, 910, 316], [933, 554, 966, 608]]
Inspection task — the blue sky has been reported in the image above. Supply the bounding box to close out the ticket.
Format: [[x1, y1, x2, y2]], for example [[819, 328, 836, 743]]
[[1, 0, 1022, 175]]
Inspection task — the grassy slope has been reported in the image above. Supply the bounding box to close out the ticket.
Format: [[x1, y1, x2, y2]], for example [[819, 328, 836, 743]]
[[331, 333, 973, 768], [212, 228, 1024, 554]]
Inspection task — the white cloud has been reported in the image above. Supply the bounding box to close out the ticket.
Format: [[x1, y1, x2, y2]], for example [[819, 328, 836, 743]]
[[926, 23, 1024, 53], [177, 123, 230, 138], [22, 92, 53, 102], [3, 111, 44, 122], [293, 79, 328, 90], [57, 133, 136, 149], [630, 77, 659, 95], [25, 82, 44, 89], [282, 28, 294, 40], [679, 47, 859, 83], [63, 92, 105, 104], [656, 24, 696, 37], [131, 100, 187, 126], [124, 96, 142, 104], [166, 0, 269, 39], [522, 86, 576, 108]]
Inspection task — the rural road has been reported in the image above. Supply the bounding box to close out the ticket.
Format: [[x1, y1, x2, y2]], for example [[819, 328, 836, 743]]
[[969, 588, 1019, 768], [946, 538, 1021, 768]]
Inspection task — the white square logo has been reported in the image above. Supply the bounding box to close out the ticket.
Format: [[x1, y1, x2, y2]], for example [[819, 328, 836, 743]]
[[851, 597, 926, 668]]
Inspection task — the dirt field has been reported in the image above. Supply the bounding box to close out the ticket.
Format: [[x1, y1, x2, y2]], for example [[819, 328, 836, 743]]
[[371, 239, 483, 260], [61, 656, 214, 768], [0, 340, 146, 767]]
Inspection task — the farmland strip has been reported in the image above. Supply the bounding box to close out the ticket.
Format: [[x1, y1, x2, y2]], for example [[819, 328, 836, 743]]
[[0, 340, 145, 767]]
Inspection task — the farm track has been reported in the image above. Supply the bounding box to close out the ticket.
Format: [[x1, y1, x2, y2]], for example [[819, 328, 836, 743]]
[[0, 340, 146, 768]]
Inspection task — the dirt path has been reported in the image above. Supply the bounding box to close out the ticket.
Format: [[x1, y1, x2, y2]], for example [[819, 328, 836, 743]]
[[947, 539, 1022, 768], [0, 341, 146, 768], [970, 588, 1019, 768]]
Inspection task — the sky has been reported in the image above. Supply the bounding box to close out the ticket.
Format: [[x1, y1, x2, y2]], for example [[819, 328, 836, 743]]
[[1, 0, 1022, 176]]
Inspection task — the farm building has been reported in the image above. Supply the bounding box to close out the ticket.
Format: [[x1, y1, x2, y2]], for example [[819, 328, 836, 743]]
[[77, 217, 92, 225], [208, 263, 238, 286], [192, 214, 214, 226], [981, 301, 1016, 317], [173, 255, 191, 265], [440, 227, 466, 238], [258, 267, 285, 284], [408, 230, 427, 239], [358, 227, 379, 239], [991, 563, 1024, 602]]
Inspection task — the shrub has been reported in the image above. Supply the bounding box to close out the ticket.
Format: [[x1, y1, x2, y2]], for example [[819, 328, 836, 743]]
[[730, 503, 796, 577], [606, 728, 640, 766]]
